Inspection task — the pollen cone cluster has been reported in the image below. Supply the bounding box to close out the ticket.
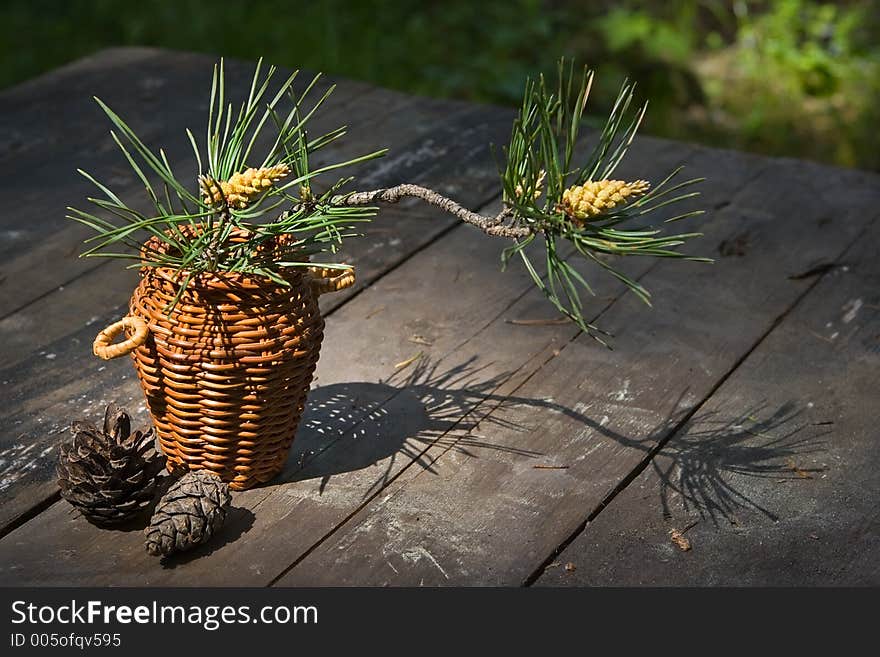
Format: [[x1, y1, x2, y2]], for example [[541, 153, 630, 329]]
[[201, 164, 290, 209], [562, 179, 650, 223], [515, 169, 546, 199]]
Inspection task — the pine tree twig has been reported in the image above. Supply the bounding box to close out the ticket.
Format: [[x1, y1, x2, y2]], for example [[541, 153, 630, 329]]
[[329, 184, 532, 239]]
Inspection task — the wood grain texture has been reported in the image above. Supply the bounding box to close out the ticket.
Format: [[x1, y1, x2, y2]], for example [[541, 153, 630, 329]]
[[0, 135, 743, 585], [536, 219, 880, 586], [274, 158, 880, 586]]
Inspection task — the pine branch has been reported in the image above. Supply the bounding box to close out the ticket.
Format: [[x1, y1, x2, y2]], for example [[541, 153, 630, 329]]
[[70, 56, 709, 342], [327, 184, 532, 239]]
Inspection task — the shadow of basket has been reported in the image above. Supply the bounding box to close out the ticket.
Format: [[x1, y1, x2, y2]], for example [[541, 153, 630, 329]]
[[271, 355, 588, 496]]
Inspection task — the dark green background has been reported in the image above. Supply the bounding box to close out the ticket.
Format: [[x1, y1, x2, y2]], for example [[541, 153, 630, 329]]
[[4, 0, 879, 169]]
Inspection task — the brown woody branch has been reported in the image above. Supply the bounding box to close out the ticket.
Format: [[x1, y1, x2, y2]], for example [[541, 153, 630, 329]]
[[328, 184, 534, 239]]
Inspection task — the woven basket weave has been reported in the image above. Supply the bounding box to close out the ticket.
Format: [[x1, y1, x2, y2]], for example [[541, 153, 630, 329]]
[[92, 233, 354, 490]]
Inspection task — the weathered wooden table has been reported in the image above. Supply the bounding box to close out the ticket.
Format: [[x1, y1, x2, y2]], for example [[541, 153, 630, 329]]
[[1, 48, 878, 586]]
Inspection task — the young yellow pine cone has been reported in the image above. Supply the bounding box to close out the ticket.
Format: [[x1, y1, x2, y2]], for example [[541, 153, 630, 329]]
[[515, 169, 546, 200], [561, 179, 650, 223], [202, 164, 290, 209], [200, 176, 224, 206]]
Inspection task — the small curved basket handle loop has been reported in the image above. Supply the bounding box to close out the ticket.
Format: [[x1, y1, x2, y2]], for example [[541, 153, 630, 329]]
[[308, 266, 355, 296], [93, 316, 150, 360]]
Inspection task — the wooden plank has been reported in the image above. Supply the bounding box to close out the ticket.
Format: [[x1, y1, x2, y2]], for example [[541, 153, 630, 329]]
[[535, 219, 880, 586], [0, 222, 571, 585], [0, 48, 378, 317], [0, 136, 748, 584], [0, 80, 515, 533], [271, 158, 880, 586], [0, 46, 376, 229], [0, 48, 162, 164]]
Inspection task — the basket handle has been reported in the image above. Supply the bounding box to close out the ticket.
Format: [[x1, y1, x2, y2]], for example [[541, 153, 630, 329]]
[[308, 266, 355, 296], [93, 316, 150, 360]]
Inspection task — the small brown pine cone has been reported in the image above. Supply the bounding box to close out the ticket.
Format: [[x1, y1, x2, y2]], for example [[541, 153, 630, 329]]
[[144, 470, 231, 557]]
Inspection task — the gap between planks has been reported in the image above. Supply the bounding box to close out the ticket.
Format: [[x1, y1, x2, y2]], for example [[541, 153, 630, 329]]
[[1, 59, 820, 580], [521, 215, 878, 586], [0, 137, 694, 576], [272, 158, 876, 584], [535, 217, 880, 586], [267, 165, 768, 586], [252, 142, 719, 585], [0, 67, 514, 534], [0, 201, 501, 541], [5, 100, 872, 580]]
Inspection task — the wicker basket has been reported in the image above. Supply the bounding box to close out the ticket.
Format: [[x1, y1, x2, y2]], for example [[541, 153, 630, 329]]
[[92, 236, 354, 491]]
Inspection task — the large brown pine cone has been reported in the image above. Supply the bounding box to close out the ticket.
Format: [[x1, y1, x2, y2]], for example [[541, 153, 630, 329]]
[[144, 470, 231, 557], [56, 403, 164, 526]]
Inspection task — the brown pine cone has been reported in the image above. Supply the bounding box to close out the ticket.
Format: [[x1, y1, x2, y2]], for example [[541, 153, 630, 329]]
[[56, 403, 164, 526], [144, 470, 231, 557]]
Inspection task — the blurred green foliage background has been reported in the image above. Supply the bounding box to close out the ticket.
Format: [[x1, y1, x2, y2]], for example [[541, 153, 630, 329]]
[[3, 0, 879, 169]]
